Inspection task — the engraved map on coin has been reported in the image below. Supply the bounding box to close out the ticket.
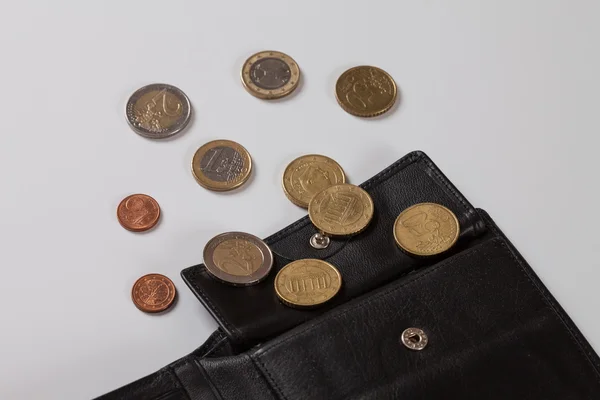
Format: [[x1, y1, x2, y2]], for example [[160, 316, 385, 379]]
[[117, 194, 160, 232], [394, 203, 460, 256], [282, 155, 346, 208], [241, 50, 300, 99], [192, 140, 252, 191], [126, 83, 191, 139], [309, 184, 374, 236], [335, 66, 397, 117], [275, 259, 342, 308], [131, 274, 176, 313], [212, 238, 264, 277], [199, 146, 245, 183], [250, 58, 291, 89]]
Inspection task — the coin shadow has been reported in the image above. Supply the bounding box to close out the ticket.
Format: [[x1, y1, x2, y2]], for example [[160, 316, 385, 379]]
[[262, 74, 305, 104]]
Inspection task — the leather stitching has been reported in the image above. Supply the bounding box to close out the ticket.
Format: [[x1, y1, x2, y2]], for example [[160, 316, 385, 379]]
[[484, 218, 600, 380], [252, 355, 289, 400]]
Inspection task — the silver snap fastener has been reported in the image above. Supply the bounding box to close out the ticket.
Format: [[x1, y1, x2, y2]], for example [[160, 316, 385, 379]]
[[401, 328, 428, 351], [310, 233, 330, 249]]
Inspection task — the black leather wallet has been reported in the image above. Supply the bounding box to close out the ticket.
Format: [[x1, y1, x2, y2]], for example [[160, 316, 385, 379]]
[[97, 151, 600, 400]]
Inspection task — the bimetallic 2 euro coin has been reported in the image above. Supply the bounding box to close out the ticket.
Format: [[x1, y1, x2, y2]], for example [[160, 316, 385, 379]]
[[282, 154, 346, 208], [274, 259, 342, 308], [191, 140, 252, 191], [393, 203, 460, 256], [203, 232, 273, 286], [241, 51, 300, 100], [126, 83, 192, 139], [308, 184, 374, 237]]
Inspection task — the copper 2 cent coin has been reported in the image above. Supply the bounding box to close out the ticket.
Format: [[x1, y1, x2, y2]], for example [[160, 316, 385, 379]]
[[117, 194, 161, 232], [131, 273, 176, 313]]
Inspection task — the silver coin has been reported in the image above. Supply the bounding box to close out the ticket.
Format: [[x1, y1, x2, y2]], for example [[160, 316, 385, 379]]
[[203, 232, 273, 286], [125, 83, 192, 139]]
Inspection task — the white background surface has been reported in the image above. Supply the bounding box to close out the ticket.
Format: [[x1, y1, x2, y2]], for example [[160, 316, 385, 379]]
[[1, 1, 599, 398]]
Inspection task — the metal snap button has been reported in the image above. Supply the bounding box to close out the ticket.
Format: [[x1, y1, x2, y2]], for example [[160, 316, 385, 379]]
[[310, 232, 330, 249], [401, 328, 428, 351]]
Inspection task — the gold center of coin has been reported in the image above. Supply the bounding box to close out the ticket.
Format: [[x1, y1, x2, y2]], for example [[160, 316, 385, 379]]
[[308, 184, 374, 236], [274, 259, 342, 308], [394, 203, 460, 256], [335, 66, 397, 118], [133, 89, 183, 132], [212, 239, 264, 277], [282, 155, 346, 208]]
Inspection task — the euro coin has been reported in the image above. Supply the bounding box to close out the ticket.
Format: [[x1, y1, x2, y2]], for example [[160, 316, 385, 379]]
[[274, 259, 341, 308], [335, 66, 397, 117]]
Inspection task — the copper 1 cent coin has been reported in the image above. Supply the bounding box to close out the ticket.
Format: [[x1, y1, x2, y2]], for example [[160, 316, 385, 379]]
[[131, 273, 176, 313], [117, 194, 161, 232]]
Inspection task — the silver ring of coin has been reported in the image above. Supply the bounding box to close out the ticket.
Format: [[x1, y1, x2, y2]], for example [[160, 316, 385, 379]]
[[203, 232, 273, 286], [126, 83, 192, 139]]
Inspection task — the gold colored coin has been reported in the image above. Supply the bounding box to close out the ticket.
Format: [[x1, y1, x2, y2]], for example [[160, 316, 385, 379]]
[[282, 154, 346, 208], [308, 184, 374, 237], [274, 259, 342, 308], [393, 203, 460, 256], [241, 50, 301, 100], [191, 140, 252, 191], [335, 66, 397, 117]]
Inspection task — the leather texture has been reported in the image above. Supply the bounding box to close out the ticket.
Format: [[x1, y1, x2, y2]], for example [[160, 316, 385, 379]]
[[96, 151, 600, 399]]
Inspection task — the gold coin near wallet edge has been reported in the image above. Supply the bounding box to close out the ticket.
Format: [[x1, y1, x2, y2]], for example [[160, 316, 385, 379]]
[[335, 66, 397, 118], [203, 232, 273, 286], [241, 50, 301, 100], [393, 203, 460, 256], [282, 154, 347, 208], [274, 259, 342, 308], [192, 140, 252, 191], [126, 83, 192, 139], [308, 184, 374, 237]]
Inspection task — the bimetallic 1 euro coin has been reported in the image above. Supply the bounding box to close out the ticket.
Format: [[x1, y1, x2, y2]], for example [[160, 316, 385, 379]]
[[308, 184, 374, 237], [191, 140, 252, 191], [393, 203, 460, 256], [241, 51, 300, 100], [117, 194, 161, 232], [282, 154, 346, 208], [335, 66, 397, 118], [203, 232, 273, 286], [131, 274, 176, 313], [126, 83, 192, 139], [274, 259, 342, 308]]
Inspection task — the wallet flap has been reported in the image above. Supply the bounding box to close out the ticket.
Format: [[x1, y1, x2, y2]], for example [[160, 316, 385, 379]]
[[181, 151, 487, 345]]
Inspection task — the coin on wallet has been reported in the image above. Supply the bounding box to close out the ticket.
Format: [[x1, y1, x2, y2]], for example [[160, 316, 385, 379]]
[[131, 274, 177, 313], [274, 259, 342, 308], [308, 184, 374, 237], [241, 50, 301, 100], [117, 194, 161, 232], [191, 140, 252, 191], [393, 203, 460, 256], [126, 83, 192, 139], [203, 232, 273, 286], [335, 66, 397, 118], [282, 154, 346, 208]]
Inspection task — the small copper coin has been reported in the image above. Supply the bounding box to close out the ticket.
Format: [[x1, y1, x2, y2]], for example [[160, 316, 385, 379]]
[[117, 194, 161, 232], [131, 273, 176, 313]]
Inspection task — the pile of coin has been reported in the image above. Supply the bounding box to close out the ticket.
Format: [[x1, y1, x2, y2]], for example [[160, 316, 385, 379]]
[[117, 49, 459, 314]]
